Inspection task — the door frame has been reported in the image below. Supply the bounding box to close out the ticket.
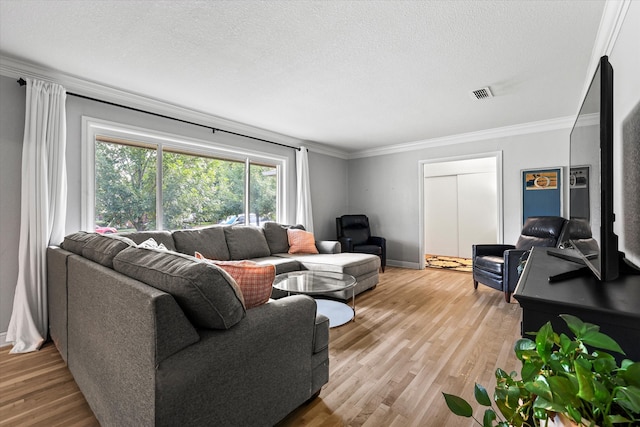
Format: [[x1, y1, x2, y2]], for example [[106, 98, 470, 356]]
[[418, 152, 504, 269]]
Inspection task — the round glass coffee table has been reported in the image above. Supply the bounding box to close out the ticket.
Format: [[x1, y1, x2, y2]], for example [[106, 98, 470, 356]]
[[273, 271, 356, 327]]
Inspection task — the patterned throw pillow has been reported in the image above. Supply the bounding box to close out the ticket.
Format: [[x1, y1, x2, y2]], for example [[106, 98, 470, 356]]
[[287, 229, 319, 254], [195, 252, 275, 309], [137, 237, 168, 251]]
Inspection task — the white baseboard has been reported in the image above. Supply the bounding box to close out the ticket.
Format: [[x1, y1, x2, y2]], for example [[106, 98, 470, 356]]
[[386, 259, 421, 270], [0, 332, 11, 348]]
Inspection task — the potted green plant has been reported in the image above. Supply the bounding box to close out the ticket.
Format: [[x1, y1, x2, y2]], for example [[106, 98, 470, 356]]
[[443, 314, 640, 427]]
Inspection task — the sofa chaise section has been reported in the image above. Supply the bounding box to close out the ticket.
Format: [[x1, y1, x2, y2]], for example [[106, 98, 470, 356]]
[[47, 230, 330, 426]]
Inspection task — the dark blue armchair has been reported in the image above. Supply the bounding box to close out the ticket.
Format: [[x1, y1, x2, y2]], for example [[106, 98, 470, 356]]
[[472, 216, 567, 302]]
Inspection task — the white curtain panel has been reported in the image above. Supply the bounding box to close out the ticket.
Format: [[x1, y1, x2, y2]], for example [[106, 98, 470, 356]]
[[6, 78, 67, 353], [295, 146, 314, 233]]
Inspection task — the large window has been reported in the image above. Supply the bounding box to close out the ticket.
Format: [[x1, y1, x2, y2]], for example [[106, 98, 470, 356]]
[[84, 118, 286, 232]]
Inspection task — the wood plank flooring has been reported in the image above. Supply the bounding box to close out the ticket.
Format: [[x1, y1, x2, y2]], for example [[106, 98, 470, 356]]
[[1, 267, 521, 426]]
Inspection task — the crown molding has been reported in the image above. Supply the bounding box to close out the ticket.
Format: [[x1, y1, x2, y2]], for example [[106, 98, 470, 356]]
[[0, 53, 312, 150], [349, 115, 575, 159], [576, 0, 630, 113]]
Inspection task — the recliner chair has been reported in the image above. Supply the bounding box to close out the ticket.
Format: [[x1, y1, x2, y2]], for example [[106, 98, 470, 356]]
[[336, 215, 386, 272], [472, 216, 567, 302]]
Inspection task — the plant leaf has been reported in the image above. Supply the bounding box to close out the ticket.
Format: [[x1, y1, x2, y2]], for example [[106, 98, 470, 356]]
[[533, 395, 565, 413], [574, 358, 595, 401], [567, 404, 582, 424], [506, 385, 522, 410], [521, 360, 540, 383], [607, 414, 632, 424], [581, 330, 625, 354], [482, 408, 497, 427], [615, 385, 640, 413], [514, 338, 536, 361], [524, 375, 552, 401], [593, 378, 611, 404], [535, 322, 555, 364], [621, 362, 640, 387], [442, 393, 473, 417], [560, 314, 585, 337], [475, 383, 492, 407], [548, 375, 578, 406], [593, 354, 617, 375]]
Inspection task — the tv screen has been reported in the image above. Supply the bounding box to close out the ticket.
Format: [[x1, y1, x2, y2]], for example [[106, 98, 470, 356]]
[[568, 55, 617, 281]]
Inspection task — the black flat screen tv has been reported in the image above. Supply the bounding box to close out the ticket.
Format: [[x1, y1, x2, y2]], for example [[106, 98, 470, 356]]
[[568, 55, 618, 281]]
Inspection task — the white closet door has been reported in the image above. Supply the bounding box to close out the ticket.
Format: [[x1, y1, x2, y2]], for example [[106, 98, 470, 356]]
[[424, 175, 458, 256], [457, 172, 498, 258]]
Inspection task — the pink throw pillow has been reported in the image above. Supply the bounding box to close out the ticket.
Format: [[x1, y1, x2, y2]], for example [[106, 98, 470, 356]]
[[195, 252, 275, 309], [287, 229, 319, 254]]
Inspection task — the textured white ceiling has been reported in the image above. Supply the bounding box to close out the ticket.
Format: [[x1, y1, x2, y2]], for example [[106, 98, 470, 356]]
[[0, 1, 605, 153]]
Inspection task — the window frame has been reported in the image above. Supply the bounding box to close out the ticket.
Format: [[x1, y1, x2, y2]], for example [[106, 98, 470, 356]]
[[82, 116, 288, 231]]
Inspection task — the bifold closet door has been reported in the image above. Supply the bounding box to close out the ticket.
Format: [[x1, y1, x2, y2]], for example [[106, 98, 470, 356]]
[[457, 172, 498, 258], [424, 175, 458, 257]]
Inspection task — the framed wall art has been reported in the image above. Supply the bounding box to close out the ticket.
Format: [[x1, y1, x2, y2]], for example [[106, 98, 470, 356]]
[[521, 167, 562, 225]]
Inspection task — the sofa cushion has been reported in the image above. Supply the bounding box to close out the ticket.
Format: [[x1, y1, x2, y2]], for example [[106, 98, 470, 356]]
[[279, 252, 380, 278], [263, 222, 305, 254], [475, 255, 504, 275], [119, 230, 177, 252], [251, 256, 302, 275], [82, 234, 136, 268], [195, 253, 275, 309], [224, 226, 271, 260], [173, 226, 230, 260], [61, 231, 98, 254], [113, 247, 245, 329], [287, 229, 319, 254]]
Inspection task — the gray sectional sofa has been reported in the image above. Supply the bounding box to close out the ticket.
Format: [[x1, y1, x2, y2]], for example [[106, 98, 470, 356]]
[[47, 222, 380, 426]]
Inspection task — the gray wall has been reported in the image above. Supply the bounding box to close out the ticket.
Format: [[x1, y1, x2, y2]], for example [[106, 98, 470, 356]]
[[1, 2, 639, 341], [0, 75, 25, 340], [307, 150, 348, 241], [610, 0, 640, 268], [347, 129, 569, 268]]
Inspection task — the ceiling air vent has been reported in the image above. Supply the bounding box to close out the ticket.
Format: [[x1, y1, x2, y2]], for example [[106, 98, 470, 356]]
[[470, 87, 493, 100]]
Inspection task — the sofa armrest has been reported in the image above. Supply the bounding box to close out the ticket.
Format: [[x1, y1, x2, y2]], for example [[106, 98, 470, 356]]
[[313, 313, 329, 353], [369, 236, 386, 247], [156, 294, 329, 426], [472, 244, 516, 258], [47, 246, 74, 363], [316, 240, 341, 254], [504, 249, 529, 293]]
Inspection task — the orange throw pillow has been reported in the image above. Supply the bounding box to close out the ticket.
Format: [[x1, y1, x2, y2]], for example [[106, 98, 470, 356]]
[[287, 229, 319, 254], [195, 252, 275, 309]]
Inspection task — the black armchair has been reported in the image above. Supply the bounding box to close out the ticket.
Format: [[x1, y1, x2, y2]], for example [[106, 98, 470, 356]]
[[472, 216, 567, 302], [336, 215, 386, 272]]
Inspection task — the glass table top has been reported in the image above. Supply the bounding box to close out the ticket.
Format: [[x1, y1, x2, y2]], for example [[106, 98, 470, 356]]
[[272, 271, 356, 294]]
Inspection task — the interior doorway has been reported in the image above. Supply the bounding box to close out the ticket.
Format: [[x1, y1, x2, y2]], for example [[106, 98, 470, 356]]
[[419, 153, 503, 268]]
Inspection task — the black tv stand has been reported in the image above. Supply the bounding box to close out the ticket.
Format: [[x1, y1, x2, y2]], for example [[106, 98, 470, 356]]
[[619, 251, 640, 276], [546, 247, 586, 264], [548, 266, 591, 283], [514, 247, 640, 361]]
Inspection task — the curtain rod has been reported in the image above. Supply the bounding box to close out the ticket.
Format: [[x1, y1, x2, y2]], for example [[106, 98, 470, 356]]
[[17, 78, 300, 151]]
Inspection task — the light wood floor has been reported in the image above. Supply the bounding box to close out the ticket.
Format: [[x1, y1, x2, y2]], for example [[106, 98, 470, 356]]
[[1, 267, 521, 426]]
